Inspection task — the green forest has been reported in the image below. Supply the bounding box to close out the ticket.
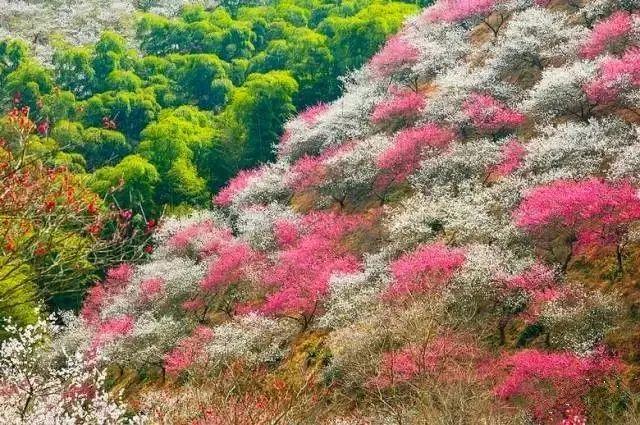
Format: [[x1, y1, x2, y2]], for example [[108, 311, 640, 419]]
[[1, 0, 416, 217]]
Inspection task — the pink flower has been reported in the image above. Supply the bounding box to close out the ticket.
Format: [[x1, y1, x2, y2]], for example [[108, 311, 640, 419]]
[[489, 139, 526, 177], [287, 143, 355, 191], [376, 123, 456, 186], [106, 263, 134, 285], [200, 242, 254, 292], [167, 220, 233, 257], [580, 11, 633, 59], [260, 212, 368, 322], [214, 167, 264, 207], [299, 103, 329, 124], [371, 90, 425, 125], [423, 0, 496, 23], [584, 47, 640, 103], [370, 35, 420, 78], [81, 286, 108, 325], [90, 315, 135, 352], [81, 264, 133, 325], [273, 219, 299, 247], [463, 93, 525, 133], [562, 407, 587, 425], [501, 263, 556, 292], [384, 243, 466, 300], [98, 315, 134, 337], [513, 179, 640, 253], [369, 334, 485, 388], [140, 277, 164, 300], [164, 326, 214, 375], [36, 120, 49, 135], [182, 298, 206, 312], [492, 349, 621, 421], [288, 155, 326, 191]]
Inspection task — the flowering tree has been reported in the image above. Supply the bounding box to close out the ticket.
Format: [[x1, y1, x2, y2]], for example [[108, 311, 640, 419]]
[[462, 93, 525, 135], [490, 263, 558, 345], [164, 325, 214, 376], [402, 21, 470, 84], [488, 138, 526, 177], [369, 34, 420, 86], [369, 334, 485, 388], [522, 118, 634, 182], [411, 138, 504, 195], [376, 123, 456, 188], [213, 167, 265, 208], [492, 349, 621, 422], [422, 0, 509, 37], [384, 243, 466, 300], [537, 287, 620, 353], [371, 89, 425, 128], [236, 203, 299, 251], [0, 107, 152, 324], [0, 317, 144, 423], [583, 47, 640, 107], [580, 11, 636, 59], [260, 212, 366, 329], [514, 179, 640, 274], [524, 61, 597, 122], [486, 8, 586, 79]]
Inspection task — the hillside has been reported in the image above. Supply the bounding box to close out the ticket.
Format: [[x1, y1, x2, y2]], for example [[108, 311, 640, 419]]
[[4, 0, 640, 423]]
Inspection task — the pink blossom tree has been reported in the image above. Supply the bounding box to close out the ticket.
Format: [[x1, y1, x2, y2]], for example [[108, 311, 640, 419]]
[[163, 326, 214, 376], [201, 243, 254, 293], [583, 47, 640, 106], [580, 11, 634, 59], [384, 243, 466, 301], [463, 93, 525, 135], [260, 212, 367, 329], [90, 315, 135, 354], [376, 123, 456, 188], [423, 0, 507, 37], [273, 218, 300, 248], [81, 264, 134, 325], [371, 90, 425, 128], [488, 139, 526, 178], [369, 35, 420, 86], [198, 241, 259, 317], [139, 277, 164, 302], [493, 263, 558, 345], [492, 349, 621, 422], [369, 334, 485, 388], [213, 167, 265, 207], [513, 179, 640, 274], [286, 144, 355, 193], [298, 102, 330, 125]]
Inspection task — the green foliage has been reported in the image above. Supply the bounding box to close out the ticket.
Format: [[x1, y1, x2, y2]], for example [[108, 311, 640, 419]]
[[0, 39, 29, 83], [0, 263, 39, 328], [227, 71, 298, 164], [81, 127, 131, 170], [319, 2, 416, 74], [168, 54, 232, 109], [105, 70, 144, 92], [4, 60, 53, 109], [90, 154, 160, 212], [82, 89, 161, 139], [53, 45, 95, 98]]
